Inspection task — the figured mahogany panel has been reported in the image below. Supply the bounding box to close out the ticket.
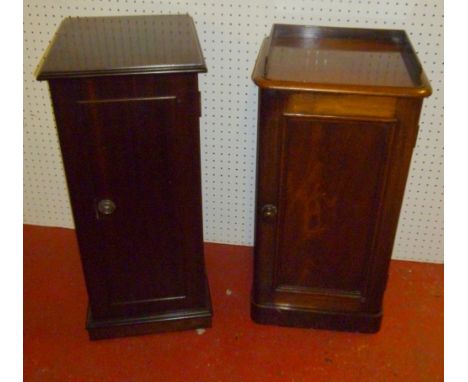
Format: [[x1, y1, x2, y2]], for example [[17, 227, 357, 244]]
[[284, 93, 396, 119], [274, 116, 395, 296]]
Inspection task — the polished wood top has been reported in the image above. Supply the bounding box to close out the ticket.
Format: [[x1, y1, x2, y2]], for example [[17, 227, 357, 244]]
[[253, 24, 431, 97], [36, 15, 206, 80]]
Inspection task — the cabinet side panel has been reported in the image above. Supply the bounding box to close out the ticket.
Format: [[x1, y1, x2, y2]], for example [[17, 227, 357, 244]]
[[364, 97, 423, 311]]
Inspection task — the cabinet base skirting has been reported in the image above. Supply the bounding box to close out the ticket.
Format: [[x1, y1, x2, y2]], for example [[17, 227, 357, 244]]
[[251, 301, 382, 333], [87, 305, 212, 340], [87, 279, 213, 340]]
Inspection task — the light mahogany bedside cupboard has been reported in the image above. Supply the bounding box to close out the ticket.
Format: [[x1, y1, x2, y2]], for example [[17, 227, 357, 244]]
[[251, 24, 431, 332]]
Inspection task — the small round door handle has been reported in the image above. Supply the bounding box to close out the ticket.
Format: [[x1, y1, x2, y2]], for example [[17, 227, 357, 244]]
[[97, 199, 116, 216], [261, 204, 277, 219]]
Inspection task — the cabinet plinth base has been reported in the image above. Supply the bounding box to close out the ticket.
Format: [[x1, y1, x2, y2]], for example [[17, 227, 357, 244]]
[[87, 305, 212, 340], [251, 301, 382, 333], [87, 280, 212, 340]]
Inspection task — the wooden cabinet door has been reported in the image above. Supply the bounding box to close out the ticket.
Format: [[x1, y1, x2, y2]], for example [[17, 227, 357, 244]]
[[56, 91, 206, 320], [256, 113, 395, 313]]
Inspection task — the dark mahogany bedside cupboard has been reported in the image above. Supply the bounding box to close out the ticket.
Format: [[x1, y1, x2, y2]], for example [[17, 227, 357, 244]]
[[251, 24, 431, 333], [36, 15, 212, 340]]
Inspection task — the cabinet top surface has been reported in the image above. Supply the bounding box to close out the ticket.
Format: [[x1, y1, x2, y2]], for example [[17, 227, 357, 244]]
[[253, 24, 431, 97], [36, 15, 206, 80]]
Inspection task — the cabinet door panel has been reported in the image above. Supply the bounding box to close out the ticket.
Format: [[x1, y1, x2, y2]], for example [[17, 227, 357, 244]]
[[77, 96, 204, 318], [274, 116, 395, 299]]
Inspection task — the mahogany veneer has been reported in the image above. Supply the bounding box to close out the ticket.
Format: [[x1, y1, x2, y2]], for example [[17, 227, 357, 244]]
[[36, 15, 212, 339], [251, 24, 431, 332]]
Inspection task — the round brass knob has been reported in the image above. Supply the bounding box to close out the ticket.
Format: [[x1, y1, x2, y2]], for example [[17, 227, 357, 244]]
[[97, 199, 116, 215], [261, 204, 277, 219]]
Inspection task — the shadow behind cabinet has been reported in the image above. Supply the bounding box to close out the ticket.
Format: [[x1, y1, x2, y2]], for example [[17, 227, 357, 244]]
[[251, 25, 432, 332], [36, 15, 212, 339]]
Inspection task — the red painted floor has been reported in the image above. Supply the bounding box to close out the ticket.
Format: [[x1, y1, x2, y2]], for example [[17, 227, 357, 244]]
[[24, 225, 443, 381]]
